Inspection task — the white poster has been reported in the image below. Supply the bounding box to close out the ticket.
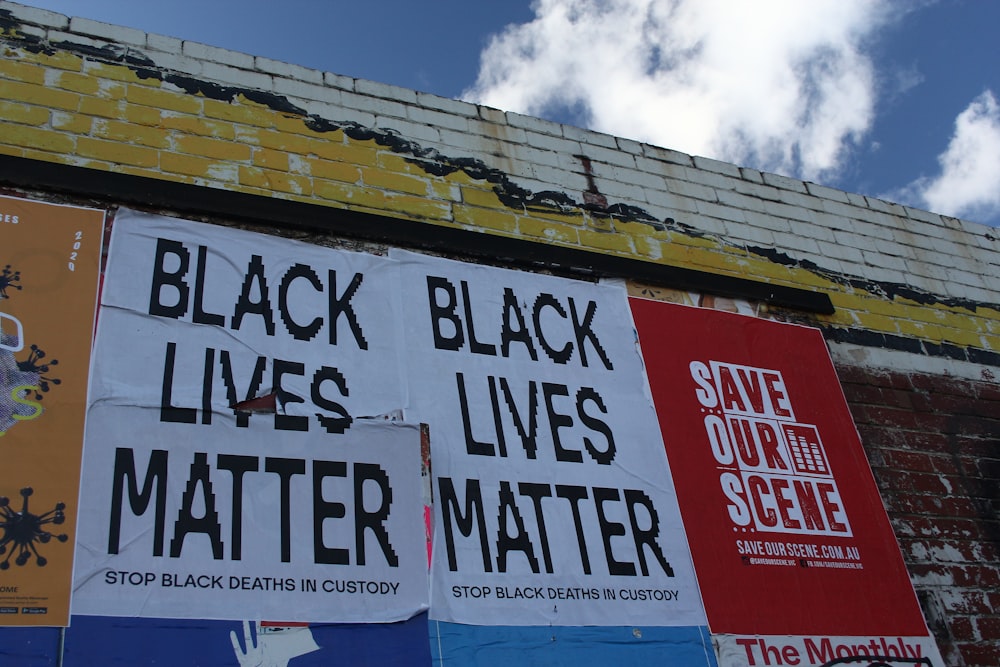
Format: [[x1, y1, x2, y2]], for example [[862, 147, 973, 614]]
[[393, 250, 706, 627], [73, 210, 427, 622]]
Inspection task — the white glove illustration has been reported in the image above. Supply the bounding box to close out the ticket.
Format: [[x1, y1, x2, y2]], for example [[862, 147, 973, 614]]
[[231, 620, 320, 667]]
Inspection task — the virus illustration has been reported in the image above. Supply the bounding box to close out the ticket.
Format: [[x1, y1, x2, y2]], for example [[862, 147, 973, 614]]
[[15, 344, 60, 400], [0, 264, 21, 299], [0, 487, 68, 569]]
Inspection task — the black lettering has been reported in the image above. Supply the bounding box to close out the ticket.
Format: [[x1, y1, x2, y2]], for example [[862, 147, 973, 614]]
[[517, 482, 553, 574], [495, 481, 539, 573], [148, 238, 189, 318], [193, 245, 225, 326], [311, 366, 353, 434], [219, 351, 266, 428], [329, 271, 367, 349], [555, 485, 591, 575], [312, 460, 348, 565], [456, 373, 495, 456], [461, 280, 496, 356], [273, 359, 307, 432], [568, 298, 612, 370], [231, 255, 275, 335], [576, 387, 616, 464], [160, 342, 196, 424], [500, 287, 537, 361], [109, 448, 167, 556], [624, 490, 674, 577], [533, 293, 572, 364], [543, 383, 581, 463], [354, 463, 398, 567], [593, 487, 635, 576], [217, 454, 259, 561], [265, 458, 306, 563], [278, 263, 323, 342], [427, 276, 463, 351], [438, 477, 492, 572], [170, 452, 224, 559]]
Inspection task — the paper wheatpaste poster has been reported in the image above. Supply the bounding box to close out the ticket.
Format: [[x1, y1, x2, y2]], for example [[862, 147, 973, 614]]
[[630, 298, 942, 667], [394, 250, 708, 632], [73, 209, 427, 623], [0, 195, 105, 626]]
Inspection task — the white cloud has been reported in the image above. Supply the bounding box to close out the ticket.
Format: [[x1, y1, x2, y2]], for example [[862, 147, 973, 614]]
[[463, 0, 898, 181], [898, 91, 1000, 223]]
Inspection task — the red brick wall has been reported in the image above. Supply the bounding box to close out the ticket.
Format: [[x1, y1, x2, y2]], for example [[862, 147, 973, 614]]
[[838, 365, 1000, 667]]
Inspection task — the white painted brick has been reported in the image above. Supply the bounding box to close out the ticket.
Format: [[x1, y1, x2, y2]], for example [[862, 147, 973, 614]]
[[592, 178, 649, 203], [733, 179, 781, 202], [48, 30, 118, 52], [13, 23, 44, 40], [272, 77, 341, 106], [761, 171, 807, 193], [682, 213, 729, 237], [498, 142, 562, 170], [854, 265, 905, 285], [743, 210, 793, 234], [874, 238, 915, 259], [416, 92, 476, 117], [341, 90, 409, 120], [945, 267, 988, 290], [725, 220, 773, 245], [564, 124, 617, 149], [842, 191, 866, 207], [716, 190, 767, 214], [407, 106, 470, 133], [696, 200, 747, 225], [577, 143, 637, 169], [641, 143, 693, 166], [70, 17, 145, 46], [763, 200, 814, 224], [139, 51, 203, 77], [615, 136, 644, 156], [201, 61, 271, 91], [305, 102, 374, 130], [778, 189, 823, 212], [529, 164, 590, 193], [805, 182, 850, 203], [506, 111, 562, 136], [374, 117, 441, 145], [863, 250, 907, 272], [635, 157, 691, 184], [524, 130, 582, 155], [437, 128, 504, 155], [256, 57, 323, 84], [740, 167, 764, 184], [578, 160, 664, 191], [667, 178, 716, 203], [644, 188, 699, 215], [476, 105, 506, 125], [356, 78, 417, 104], [818, 240, 864, 264], [469, 120, 527, 145], [864, 196, 907, 217], [682, 167, 741, 192], [323, 72, 354, 91], [693, 155, 741, 178], [183, 41, 253, 69], [902, 205, 943, 225], [772, 231, 821, 256], [794, 221, 837, 244], [5, 2, 67, 29], [146, 33, 182, 54]]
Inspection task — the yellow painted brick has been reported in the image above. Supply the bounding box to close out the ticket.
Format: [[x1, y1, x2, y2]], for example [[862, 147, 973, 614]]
[[979, 333, 1000, 353], [1, 125, 74, 154], [3, 80, 79, 111], [84, 61, 149, 84], [93, 119, 170, 148], [52, 70, 101, 95], [852, 311, 900, 335], [77, 136, 158, 167], [430, 181, 461, 201], [253, 148, 290, 171], [461, 185, 505, 209], [39, 50, 84, 72], [0, 145, 25, 159], [518, 217, 580, 245], [51, 111, 92, 134], [161, 152, 226, 179], [376, 152, 422, 174], [203, 98, 272, 128], [174, 134, 252, 162], [526, 205, 587, 227], [588, 217, 613, 233], [0, 58, 45, 84], [312, 139, 379, 167], [939, 326, 987, 349], [346, 188, 451, 220], [236, 165, 311, 196], [453, 204, 518, 234], [894, 319, 945, 341], [632, 235, 663, 260], [123, 104, 163, 127], [96, 80, 127, 100], [577, 228, 635, 255], [0, 101, 49, 125], [305, 158, 360, 184], [78, 97, 125, 120], [361, 168, 429, 196], [127, 84, 202, 114], [161, 114, 235, 139], [238, 127, 317, 156], [272, 112, 326, 137]]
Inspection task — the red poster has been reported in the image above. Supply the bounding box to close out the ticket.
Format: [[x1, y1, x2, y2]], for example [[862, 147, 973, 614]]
[[630, 298, 928, 637]]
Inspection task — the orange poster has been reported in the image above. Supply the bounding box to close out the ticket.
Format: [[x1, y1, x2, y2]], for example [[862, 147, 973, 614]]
[[0, 195, 104, 626]]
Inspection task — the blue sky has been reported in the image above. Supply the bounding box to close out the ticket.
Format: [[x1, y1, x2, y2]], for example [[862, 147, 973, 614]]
[[14, 0, 1000, 227]]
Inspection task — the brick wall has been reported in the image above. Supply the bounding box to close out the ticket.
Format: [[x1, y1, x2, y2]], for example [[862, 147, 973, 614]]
[[840, 366, 1000, 666], [0, 1, 998, 663]]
